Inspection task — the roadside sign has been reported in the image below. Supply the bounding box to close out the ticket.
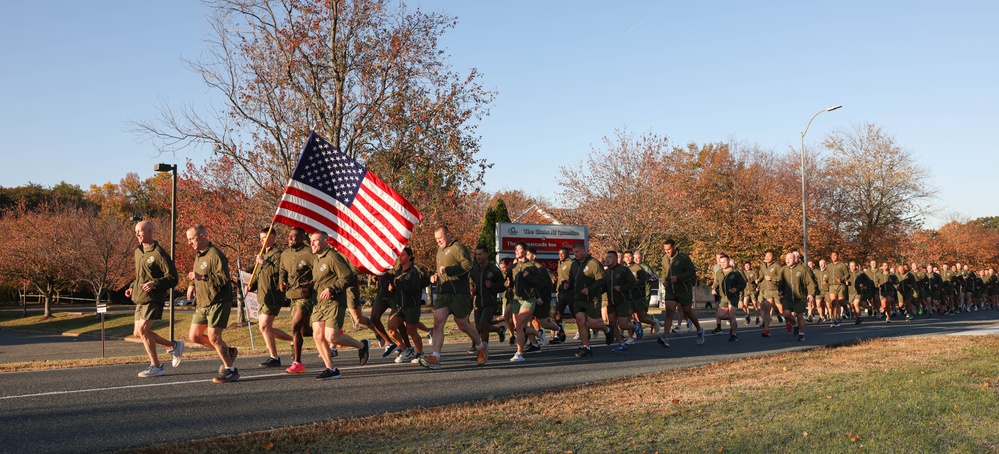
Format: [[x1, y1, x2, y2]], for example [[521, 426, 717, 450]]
[[96, 304, 107, 314], [238, 271, 260, 320]]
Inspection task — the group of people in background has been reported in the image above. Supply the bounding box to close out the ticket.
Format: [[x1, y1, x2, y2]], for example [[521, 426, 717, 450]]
[[125, 221, 998, 381]]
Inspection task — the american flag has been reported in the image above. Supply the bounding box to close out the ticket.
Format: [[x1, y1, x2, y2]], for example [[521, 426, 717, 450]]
[[273, 132, 422, 275]]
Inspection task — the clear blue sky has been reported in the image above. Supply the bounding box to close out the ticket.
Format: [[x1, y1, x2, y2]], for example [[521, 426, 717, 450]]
[[1, 1, 996, 227]]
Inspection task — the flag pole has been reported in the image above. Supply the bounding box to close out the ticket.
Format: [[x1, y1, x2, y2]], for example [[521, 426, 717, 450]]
[[236, 256, 255, 350]]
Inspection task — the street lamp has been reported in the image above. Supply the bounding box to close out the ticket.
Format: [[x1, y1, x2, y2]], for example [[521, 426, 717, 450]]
[[800, 105, 842, 265], [154, 163, 178, 342]]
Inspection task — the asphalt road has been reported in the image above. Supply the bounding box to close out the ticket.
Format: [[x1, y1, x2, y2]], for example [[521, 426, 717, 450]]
[[2, 310, 998, 453]]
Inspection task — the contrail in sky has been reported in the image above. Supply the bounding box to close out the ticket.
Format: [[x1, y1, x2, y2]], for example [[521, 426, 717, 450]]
[[627, 18, 649, 33]]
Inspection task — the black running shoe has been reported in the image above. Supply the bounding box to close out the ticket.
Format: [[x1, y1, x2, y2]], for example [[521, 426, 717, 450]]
[[498, 325, 507, 343], [259, 357, 281, 367], [711, 326, 723, 335], [359, 339, 370, 365], [526, 344, 541, 353], [382, 344, 398, 358], [604, 328, 614, 346], [729, 333, 738, 342], [212, 367, 239, 384], [466, 344, 477, 354], [316, 368, 341, 380], [793, 326, 799, 337], [575, 347, 593, 357], [855, 317, 862, 325]]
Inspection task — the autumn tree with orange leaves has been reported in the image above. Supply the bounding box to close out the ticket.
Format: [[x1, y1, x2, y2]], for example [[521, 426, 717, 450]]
[[134, 0, 495, 266]]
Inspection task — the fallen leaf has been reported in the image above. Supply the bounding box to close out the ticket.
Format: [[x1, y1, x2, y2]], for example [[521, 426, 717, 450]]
[[672, 398, 680, 405], [984, 382, 992, 388], [803, 432, 808, 437], [846, 433, 861, 442], [954, 405, 959, 410], [263, 441, 275, 450], [717, 448, 724, 453]]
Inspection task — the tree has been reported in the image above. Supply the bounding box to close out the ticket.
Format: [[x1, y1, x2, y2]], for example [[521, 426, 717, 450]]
[[558, 130, 682, 256], [0, 182, 92, 214], [477, 205, 496, 256], [976, 216, 999, 231], [0, 204, 79, 318], [494, 198, 511, 224], [821, 123, 936, 259], [72, 209, 136, 306], [134, 0, 494, 212]]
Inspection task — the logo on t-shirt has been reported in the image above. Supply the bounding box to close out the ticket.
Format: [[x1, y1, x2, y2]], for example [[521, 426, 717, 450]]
[[320, 264, 328, 272], [146, 257, 155, 265], [200, 261, 208, 270]]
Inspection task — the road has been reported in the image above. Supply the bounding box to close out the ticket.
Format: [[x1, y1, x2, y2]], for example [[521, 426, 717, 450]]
[[1, 311, 998, 453]]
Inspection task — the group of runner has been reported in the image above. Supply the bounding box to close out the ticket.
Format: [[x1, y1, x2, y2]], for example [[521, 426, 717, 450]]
[[127, 221, 998, 381]]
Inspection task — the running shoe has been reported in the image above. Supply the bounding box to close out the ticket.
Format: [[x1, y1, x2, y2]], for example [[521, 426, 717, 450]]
[[260, 357, 281, 367], [755, 317, 760, 325], [855, 317, 862, 325], [376, 334, 385, 348], [498, 325, 507, 343], [476, 344, 488, 366], [905, 314, 913, 321], [728, 333, 738, 342], [711, 326, 723, 335], [526, 344, 541, 353], [410, 353, 424, 364], [786, 321, 794, 333], [316, 368, 341, 380], [138, 364, 165, 378], [761, 329, 771, 337], [745, 315, 751, 324], [613, 343, 628, 352], [510, 352, 525, 362], [657, 336, 670, 348], [686, 320, 693, 332], [359, 339, 370, 366], [634, 321, 644, 340], [556, 323, 567, 343], [831, 320, 841, 328], [797, 333, 806, 342], [169, 340, 184, 368], [624, 337, 636, 345], [604, 327, 614, 345], [650, 319, 659, 335], [539, 329, 548, 346], [696, 328, 705, 345], [466, 344, 477, 354], [671, 326, 681, 334], [329, 348, 339, 358], [419, 354, 442, 370], [382, 343, 398, 358], [286, 362, 306, 374], [212, 368, 239, 384], [509, 335, 516, 346], [395, 348, 415, 363], [574, 347, 593, 357], [776, 314, 785, 323], [793, 326, 799, 337], [573, 333, 581, 340]]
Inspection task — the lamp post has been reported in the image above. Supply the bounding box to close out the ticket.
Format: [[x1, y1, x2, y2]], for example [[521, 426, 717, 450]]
[[800, 105, 842, 265], [154, 163, 178, 342]]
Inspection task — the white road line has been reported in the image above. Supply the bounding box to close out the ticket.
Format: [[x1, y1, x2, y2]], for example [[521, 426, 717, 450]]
[[0, 360, 409, 401]]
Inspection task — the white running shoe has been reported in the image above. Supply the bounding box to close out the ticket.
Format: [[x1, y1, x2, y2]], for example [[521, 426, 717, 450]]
[[169, 340, 185, 368]]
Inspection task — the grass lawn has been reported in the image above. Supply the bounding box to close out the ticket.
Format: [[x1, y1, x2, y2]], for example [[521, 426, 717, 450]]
[[121, 335, 999, 454]]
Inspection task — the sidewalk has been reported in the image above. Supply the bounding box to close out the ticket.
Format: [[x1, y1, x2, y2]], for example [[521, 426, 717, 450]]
[[0, 329, 143, 363]]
